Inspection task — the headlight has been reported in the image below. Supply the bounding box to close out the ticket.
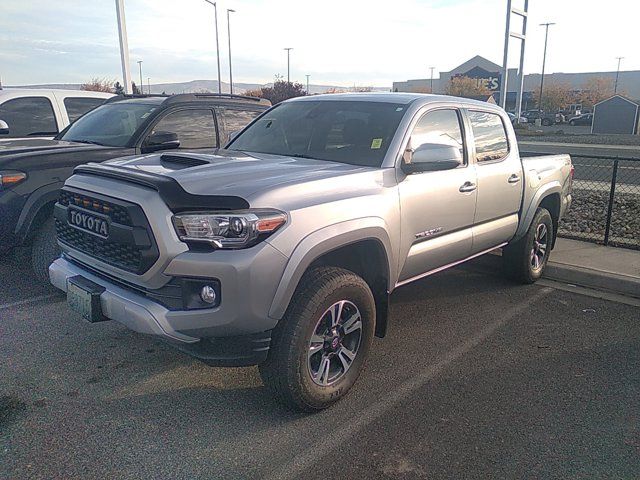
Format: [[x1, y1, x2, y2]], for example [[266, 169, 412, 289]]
[[173, 209, 287, 249]]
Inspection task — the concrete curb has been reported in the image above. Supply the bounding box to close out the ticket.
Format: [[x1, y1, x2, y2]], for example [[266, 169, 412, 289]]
[[469, 252, 640, 299]]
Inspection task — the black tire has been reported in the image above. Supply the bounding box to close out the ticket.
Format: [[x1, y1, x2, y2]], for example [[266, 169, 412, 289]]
[[569, 120, 576, 126], [259, 266, 375, 412], [503, 207, 554, 284], [31, 215, 61, 283], [542, 118, 552, 126]]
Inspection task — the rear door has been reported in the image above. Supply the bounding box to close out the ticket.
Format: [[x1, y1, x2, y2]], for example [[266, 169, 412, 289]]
[[0, 95, 59, 138], [397, 107, 477, 283], [466, 109, 523, 253]]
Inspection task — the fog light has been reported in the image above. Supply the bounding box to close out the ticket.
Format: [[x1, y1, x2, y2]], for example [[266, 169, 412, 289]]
[[200, 285, 217, 304]]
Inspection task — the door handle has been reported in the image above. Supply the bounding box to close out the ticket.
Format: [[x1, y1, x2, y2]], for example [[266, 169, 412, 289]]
[[508, 174, 521, 184], [459, 181, 477, 193]]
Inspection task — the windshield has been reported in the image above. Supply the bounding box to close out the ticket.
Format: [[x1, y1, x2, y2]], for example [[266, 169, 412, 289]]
[[227, 100, 407, 167], [60, 103, 158, 147]]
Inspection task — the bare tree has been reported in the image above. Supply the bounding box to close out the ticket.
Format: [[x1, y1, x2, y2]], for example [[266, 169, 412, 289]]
[[81, 77, 115, 93], [533, 82, 573, 112], [580, 77, 614, 110], [445, 76, 491, 97]]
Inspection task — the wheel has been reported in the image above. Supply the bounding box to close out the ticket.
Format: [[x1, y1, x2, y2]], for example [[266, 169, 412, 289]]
[[31, 215, 61, 282], [569, 120, 576, 126], [259, 266, 375, 412], [542, 118, 552, 126], [503, 208, 553, 284]]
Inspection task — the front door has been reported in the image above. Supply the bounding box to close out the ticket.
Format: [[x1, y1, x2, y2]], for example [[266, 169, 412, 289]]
[[397, 108, 477, 284]]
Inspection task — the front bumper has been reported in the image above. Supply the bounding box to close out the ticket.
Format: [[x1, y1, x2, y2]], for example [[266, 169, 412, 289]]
[[49, 249, 286, 366]]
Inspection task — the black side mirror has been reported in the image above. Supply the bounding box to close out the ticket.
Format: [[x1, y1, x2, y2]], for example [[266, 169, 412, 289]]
[[0, 120, 9, 135], [142, 131, 180, 153], [402, 143, 463, 174]]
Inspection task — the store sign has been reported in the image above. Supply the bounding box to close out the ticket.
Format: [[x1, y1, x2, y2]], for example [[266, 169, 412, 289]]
[[453, 66, 502, 92]]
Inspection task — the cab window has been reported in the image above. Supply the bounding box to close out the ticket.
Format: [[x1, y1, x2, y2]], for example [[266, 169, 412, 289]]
[[0, 97, 58, 137], [410, 109, 465, 162], [64, 97, 106, 123], [149, 109, 218, 149], [468, 111, 509, 162]]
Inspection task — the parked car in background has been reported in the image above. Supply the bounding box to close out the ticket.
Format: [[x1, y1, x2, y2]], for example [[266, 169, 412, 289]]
[[0, 93, 270, 279], [522, 110, 564, 126], [0, 89, 114, 139], [569, 113, 593, 126], [507, 112, 527, 125], [49, 93, 573, 411]]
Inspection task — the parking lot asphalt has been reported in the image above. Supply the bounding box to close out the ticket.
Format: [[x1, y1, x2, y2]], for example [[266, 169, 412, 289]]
[[1, 257, 639, 479]]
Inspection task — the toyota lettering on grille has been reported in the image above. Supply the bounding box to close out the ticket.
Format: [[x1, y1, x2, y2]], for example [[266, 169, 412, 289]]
[[68, 208, 110, 238]]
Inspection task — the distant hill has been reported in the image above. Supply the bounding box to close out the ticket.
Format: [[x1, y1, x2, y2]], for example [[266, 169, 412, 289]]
[[7, 80, 389, 95]]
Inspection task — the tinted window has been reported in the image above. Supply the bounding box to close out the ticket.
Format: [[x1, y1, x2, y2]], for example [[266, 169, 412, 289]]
[[61, 102, 157, 147], [0, 97, 57, 137], [228, 100, 407, 167], [149, 109, 217, 149], [410, 109, 464, 160], [64, 97, 106, 122], [220, 108, 261, 139], [468, 111, 509, 162]]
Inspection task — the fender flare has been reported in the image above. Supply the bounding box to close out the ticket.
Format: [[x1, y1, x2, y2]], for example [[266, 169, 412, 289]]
[[15, 182, 63, 241], [513, 181, 562, 242], [268, 217, 396, 320]]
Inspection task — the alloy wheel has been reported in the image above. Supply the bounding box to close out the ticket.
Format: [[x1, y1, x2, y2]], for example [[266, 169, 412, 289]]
[[307, 300, 363, 386], [530, 223, 548, 271]]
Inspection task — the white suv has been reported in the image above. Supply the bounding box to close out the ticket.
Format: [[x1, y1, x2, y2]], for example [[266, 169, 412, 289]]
[[0, 88, 114, 140]]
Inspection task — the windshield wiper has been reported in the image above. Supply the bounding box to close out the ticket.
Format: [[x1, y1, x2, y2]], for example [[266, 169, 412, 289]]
[[68, 139, 105, 146], [286, 153, 317, 160]]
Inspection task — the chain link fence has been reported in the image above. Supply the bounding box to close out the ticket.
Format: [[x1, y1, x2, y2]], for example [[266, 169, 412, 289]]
[[557, 154, 640, 250]]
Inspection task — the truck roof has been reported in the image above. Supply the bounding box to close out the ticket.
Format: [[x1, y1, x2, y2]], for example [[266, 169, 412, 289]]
[[288, 92, 504, 111], [106, 93, 271, 107]]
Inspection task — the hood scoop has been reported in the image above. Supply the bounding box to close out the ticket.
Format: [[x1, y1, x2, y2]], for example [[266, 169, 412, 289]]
[[160, 154, 209, 169]]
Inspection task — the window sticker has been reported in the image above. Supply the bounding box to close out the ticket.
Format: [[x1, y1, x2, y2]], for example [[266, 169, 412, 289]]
[[371, 138, 383, 149]]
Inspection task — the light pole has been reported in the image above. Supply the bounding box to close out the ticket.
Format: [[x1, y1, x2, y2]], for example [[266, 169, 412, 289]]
[[115, 0, 132, 94], [137, 60, 143, 94], [538, 22, 555, 111], [204, 0, 222, 94], [306, 74, 310, 94], [147, 77, 151, 94], [614, 56, 624, 94], [227, 9, 235, 94], [429, 66, 435, 93], [284, 48, 293, 83]]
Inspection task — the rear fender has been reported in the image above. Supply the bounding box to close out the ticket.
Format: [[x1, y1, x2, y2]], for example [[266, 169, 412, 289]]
[[513, 180, 561, 242]]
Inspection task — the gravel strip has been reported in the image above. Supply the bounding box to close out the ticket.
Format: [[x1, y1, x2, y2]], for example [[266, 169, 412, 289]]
[[559, 188, 640, 250], [517, 132, 640, 146]]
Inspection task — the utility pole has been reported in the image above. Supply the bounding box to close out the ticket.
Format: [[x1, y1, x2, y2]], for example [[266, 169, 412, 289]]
[[115, 0, 132, 94], [227, 9, 235, 94], [538, 22, 556, 111], [204, 0, 222, 94], [147, 77, 151, 94], [614, 56, 624, 94], [306, 74, 310, 94], [429, 66, 435, 93], [137, 60, 143, 94], [284, 48, 293, 83]]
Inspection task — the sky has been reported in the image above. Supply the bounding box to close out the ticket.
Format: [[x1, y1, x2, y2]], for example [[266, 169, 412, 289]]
[[0, 0, 637, 88]]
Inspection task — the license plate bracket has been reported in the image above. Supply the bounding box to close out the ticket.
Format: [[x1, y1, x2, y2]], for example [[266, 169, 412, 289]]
[[67, 276, 107, 323]]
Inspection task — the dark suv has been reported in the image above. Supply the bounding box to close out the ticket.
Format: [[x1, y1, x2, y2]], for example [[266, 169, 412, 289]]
[[0, 93, 270, 279]]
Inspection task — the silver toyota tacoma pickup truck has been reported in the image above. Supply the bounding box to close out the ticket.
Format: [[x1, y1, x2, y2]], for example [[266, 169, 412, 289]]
[[49, 93, 573, 411]]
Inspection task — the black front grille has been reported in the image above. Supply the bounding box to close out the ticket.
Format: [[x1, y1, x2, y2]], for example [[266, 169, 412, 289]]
[[55, 188, 159, 274]]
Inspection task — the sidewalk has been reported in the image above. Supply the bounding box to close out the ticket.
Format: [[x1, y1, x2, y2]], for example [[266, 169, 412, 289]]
[[543, 238, 640, 298], [475, 237, 640, 299]]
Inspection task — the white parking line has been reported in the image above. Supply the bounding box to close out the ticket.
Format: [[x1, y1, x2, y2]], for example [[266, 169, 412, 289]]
[[0, 293, 61, 311], [266, 287, 552, 480]]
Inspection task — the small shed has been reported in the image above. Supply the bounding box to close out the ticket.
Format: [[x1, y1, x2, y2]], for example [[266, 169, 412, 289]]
[[592, 95, 640, 134]]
